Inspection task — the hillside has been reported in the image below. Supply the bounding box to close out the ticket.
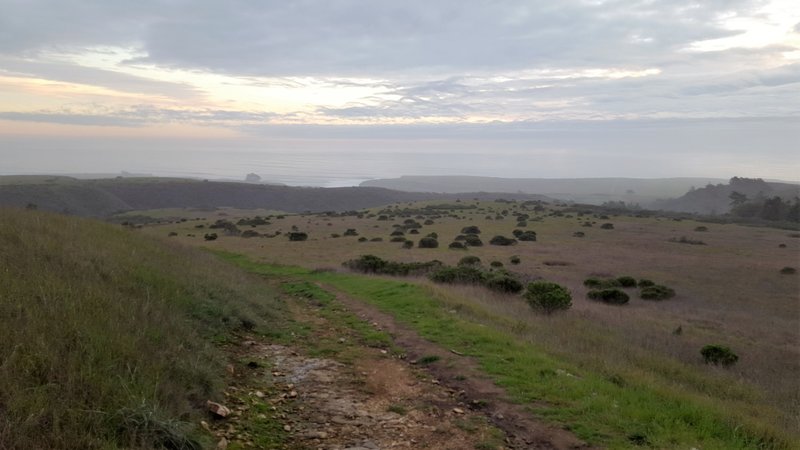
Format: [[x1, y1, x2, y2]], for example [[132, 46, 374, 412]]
[[0, 176, 553, 217], [361, 175, 727, 205], [0, 208, 287, 449], [653, 177, 800, 215]]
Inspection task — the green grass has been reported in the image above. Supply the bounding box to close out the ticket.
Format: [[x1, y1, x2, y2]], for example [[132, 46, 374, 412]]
[[0, 209, 290, 449], [218, 253, 797, 449]]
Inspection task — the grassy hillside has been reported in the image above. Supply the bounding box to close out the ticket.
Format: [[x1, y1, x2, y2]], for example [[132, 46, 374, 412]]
[[0, 209, 287, 449]]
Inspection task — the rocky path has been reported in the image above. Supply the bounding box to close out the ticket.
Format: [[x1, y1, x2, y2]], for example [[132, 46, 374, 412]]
[[205, 281, 590, 449]]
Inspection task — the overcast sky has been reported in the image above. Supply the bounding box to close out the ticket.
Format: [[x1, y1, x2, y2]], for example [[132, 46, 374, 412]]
[[0, 0, 798, 181]]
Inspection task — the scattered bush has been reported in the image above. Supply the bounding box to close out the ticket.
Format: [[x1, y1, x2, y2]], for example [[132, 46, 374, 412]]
[[489, 261, 503, 268], [458, 256, 481, 266], [516, 221, 528, 227], [701, 345, 739, 367], [390, 236, 406, 242], [426, 232, 439, 239], [640, 285, 676, 300], [287, 232, 308, 241], [524, 281, 572, 314], [390, 230, 405, 236], [402, 240, 414, 249], [572, 231, 585, 237], [343, 255, 442, 276], [429, 266, 486, 284], [517, 231, 537, 241], [357, 237, 368, 242], [330, 233, 341, 238], [418, 237, 439, 248], [587, 288, 630, 304], [637, 279, 655, 287], [461, 225, 481, 234], [510, 255, 521, 265], [409, 229, 420, 234], [779, 266, 796, 274], [203, 233, 218, 241], [694, 226, 708, 232], [464, 235, 483, 247], [669, 236, 706, 245], [600, 223, 614, 230], [616, 276, 637, 287], [424, 219, 435, 225], [485, 274, 524, 294], [448, 242, 467, 250], [454, 234, 467, 241], [370, 237, 383, 242], [240, 230, 260, 238], [584, 278, 621, 289], [168, 231, 178, 237], [489, 235, 517, 246]]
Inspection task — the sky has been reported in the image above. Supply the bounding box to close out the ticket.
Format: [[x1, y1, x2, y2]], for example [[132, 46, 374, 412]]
[[0, 0, 798, 183]]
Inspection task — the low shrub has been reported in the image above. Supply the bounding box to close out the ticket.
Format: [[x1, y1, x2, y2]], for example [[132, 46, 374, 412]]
[[429, 266, 486, 284], [701, 345, 739, 367], [390, 230, 405, 236], [640, 285, 676, 300], [330, 233, 341, 238], [287, 232, 308, 241], [572, 231, 585, 237], [357, 237, 368, 242], [694, 226, 709, 232], [779, 266, 797, 274], [584, 278, 621, 289], [461, 225, 481, 234], [458, 256, 481, 266], [448, 242, 467, 250], [637, 279, 655, 287], [370, 237, 383, 242], [203, 233, 218, 241], [669, 236, 706, 245], [485, 274, 523, 294], [616, 276, 637, 287], [517, 231, 537, 242], [240, 230, 260, 238], [402, 240, 414, 249], [390, 236, 406, 242], [587, 288, 629, 304], [418, 237, 439, 248], [600, 223, 614, 230], [489, 235, 517, 246], [490, 261, 503, 268], [524, 281, 572, 314], [464, 235, 483, 247], [343, 255, 442, 276], [510, 255, 521, 265], [409, 229, 420, 235]]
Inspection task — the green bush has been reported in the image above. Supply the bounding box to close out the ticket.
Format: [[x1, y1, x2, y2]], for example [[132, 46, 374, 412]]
[[464, 235, 483, 247], [429, 266, 486, 284], [357, 237, 368, 242], [701, 345, 739, 367], [780, 266, 796, 274], [600, 223, 614, 229], [616, 276, 637, 287], [524, 281, 572, 314], [343, 255, 442, 276], [490, 261, 503, 268], [640, 285, 676, 300], [418, 237, 439, 248], [461, 225, 481, 234], [584, 278, 621, 289], [458, 256, 482, 266], [572, 231, 585, 237], [485, 274, 523, 294], [448, 242, 467, 250], [390, 230, 405, 236], [587, 288, 630, 304], [510, 255, 521, 265], [517, 231, 537, 241], [402, 240, 414, 249], [288, 231, 308, 241], [204, 233, 218, 241], [637, 279, 655, 287], [489, 235, 517, 246]]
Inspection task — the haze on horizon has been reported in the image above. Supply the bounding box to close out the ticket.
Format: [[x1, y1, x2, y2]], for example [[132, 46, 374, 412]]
[[1, 0, 799, 183]]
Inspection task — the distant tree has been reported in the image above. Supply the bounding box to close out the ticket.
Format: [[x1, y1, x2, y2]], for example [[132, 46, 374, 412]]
[[244, 173, 261, 183], [729, 191, 748, 207]]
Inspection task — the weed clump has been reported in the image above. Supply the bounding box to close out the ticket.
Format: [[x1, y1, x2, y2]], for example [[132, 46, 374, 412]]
[[524, 281, 572, 314], [640, 285, 676, 300], [587, 288, 630, 304], [701, 345, 739, 367]]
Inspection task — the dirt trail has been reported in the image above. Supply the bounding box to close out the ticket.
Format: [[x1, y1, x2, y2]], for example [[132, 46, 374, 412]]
[[317, 283, 593, 450], [208, 282, 592, 449]]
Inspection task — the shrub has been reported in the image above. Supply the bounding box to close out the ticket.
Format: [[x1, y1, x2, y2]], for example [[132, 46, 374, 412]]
[[464, 235, 483, 247], [600, 223, 614, 229], [418, 237, 439, 248], [454, 234, 467, 241], [489, 261, 503, 268], [587, 289, 629, 304], [390, 230, 405, 236], [330, 233, 341, 238], [524, 281, 572, 314], [424, 219, 435, 225], [516, 221, 528, 227], [701, 345, 739, 367], [402, 240, 414, 249], [426, 232, 439, 239], [510, 255, 521, 265], [616, 276, 637, 287], [461, 225, 481, 234], [168, 231, 178, 237], [458, 256, 481, 266], [240, 230, 260, 238], [370, 237, 383, 242], [203, 233, 218, 241], [517, 231, 537, 241], [489, 235, 517, 246], [429, 266, 486, 284], [640, 285, 676, 300], [343, 228, 358, 236], [357, 237, 368, 242], [448, 242, 467, 250], [288, 232, 308, 241], [409, 229, 420, 234], [694, 226, 709, 232], [485, 274, 524, 294], [390, 236, 406, 242], [584, 278, 621, 289], [669, 236, 706, 245], [572, 231, 585, 237], [637, 279, 655, 287], [779, 266, 797, 274]]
